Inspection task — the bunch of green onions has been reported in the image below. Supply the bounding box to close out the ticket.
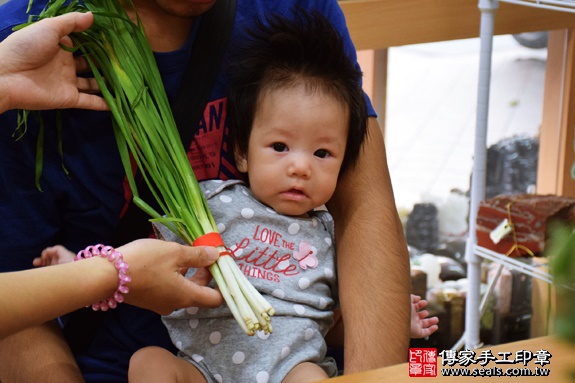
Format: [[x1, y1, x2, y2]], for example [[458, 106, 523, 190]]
[[19, 0, 274, 335]]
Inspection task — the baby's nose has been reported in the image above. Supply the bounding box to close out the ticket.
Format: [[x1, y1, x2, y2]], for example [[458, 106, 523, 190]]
[[288, 154, 312, 178]]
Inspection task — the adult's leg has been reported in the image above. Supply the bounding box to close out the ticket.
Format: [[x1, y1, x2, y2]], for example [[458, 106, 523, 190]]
[[0, 321, 84, 382], [129, 346, 207, 383], [282, 362, 328, 383]]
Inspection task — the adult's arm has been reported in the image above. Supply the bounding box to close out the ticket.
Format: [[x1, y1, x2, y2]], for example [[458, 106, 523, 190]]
[[0, 12, 108, 113], [0, 239, 222, 340], [327, 117, 411, 373]]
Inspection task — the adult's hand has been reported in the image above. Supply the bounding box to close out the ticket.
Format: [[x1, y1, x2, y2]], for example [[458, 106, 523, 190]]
[[119, 239, 224, 315], [0, 239, 222, 340], [0, 12, 109, 113]]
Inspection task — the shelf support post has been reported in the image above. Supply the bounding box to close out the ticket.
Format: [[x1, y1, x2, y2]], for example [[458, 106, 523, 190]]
[[464, 0, 499, 351]]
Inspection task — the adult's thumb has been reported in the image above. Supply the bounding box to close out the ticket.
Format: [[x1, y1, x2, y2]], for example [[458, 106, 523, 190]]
[[181, 246, 219, 268]]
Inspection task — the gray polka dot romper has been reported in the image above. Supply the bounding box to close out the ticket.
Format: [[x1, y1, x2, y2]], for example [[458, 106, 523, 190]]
[[160, 179, 339, 383]]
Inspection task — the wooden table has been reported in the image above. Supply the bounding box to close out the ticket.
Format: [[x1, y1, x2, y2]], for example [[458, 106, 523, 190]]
[[319, 336, 575, 382]]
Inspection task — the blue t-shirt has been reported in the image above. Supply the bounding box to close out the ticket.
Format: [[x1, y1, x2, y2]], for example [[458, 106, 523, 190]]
[[0, 0, 376, 381]]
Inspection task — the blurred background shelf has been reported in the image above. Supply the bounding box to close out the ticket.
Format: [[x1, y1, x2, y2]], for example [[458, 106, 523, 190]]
[[502, 0, 575, 13], [475, 246, 552, 284]]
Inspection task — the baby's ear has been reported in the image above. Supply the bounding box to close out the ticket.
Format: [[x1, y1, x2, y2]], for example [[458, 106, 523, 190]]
[[235, 152, 248, 173]]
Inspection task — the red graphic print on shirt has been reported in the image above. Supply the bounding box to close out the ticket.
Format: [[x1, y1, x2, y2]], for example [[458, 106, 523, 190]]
[[229, 224, 318, 283]]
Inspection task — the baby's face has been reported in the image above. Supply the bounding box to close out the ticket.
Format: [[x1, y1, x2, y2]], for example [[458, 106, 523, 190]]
[[236, 84, 349, 216]]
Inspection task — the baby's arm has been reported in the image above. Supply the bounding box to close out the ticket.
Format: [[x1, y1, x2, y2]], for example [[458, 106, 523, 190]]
[[411, 294, 439, 339], [32, 245, 76, 267]]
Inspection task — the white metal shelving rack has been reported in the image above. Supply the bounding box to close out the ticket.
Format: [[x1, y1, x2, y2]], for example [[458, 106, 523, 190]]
[[475, 247, 553, 284], [463, 0, 575, 351], [502, 0, 575, 13]]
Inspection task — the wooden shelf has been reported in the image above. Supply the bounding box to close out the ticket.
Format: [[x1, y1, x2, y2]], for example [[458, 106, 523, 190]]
[[339, 0, 575, 50]]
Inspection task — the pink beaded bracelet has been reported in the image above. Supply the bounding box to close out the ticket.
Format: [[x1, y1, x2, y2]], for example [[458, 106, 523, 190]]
[[75, 244, 131, 311]]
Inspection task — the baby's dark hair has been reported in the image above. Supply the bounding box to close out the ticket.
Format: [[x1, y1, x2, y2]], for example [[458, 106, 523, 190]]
[[227, 9, 368, 174]]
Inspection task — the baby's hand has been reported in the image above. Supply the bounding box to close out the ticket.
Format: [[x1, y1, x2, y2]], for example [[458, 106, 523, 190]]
[[411, 294, 439, 339], [33, 245, 76, 267]]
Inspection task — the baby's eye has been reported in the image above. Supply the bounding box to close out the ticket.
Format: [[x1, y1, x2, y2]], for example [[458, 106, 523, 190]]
[[272, 143, 288, 152], [314, 149, 330, 159]]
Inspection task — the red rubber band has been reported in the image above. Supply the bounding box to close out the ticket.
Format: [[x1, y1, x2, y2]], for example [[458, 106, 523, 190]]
[[193, 232, 225, 248], [193, 232, 230, 257]]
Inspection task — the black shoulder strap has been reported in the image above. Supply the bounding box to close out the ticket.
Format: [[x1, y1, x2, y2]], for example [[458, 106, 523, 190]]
[[173, 0, 237, 148], [64, 0, 237, 354], [110, 0, 237, 248]]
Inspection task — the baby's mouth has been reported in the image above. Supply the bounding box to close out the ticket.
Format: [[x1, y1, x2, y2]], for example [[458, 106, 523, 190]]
[[282, 188, 307, 200]]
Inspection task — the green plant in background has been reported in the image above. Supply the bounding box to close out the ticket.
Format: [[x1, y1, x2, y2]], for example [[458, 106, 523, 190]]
[[548, 224, 575, 381], [547, 224, 575, 344]]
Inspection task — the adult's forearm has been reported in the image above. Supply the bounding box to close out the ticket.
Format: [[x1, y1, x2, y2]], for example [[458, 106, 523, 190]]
[[0, 257, 116, 338], [328, 118, 411, 373], [0, 239, 221, 339], [0, 258, 113, 382]]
